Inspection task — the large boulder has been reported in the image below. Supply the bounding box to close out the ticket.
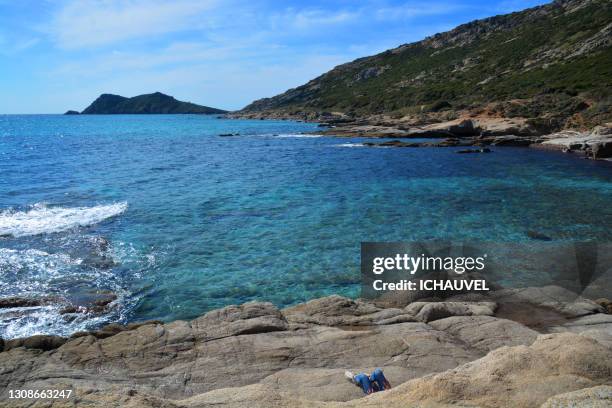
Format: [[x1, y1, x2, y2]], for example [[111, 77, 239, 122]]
[[550, 313, 612, 335], [349, 332, 612, 408], [429, 315, 538, 352], [448, 119, 481, 136], [191, 301, 289, 339], [578, 329, 612, 349], [540, 385, 612, 408], [588, 140, 612, 159], [540, 130, 612, 159], [3, 335, 67, 352], [404, 301, 497, 322], [0, 296, 61, 308], [491, 286, 605, 318], [282, 295, 415, 326]]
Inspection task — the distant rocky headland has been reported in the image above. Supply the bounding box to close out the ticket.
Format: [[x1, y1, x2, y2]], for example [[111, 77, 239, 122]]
[[231, 0, 612, 160], [67, 92, 226, 115]]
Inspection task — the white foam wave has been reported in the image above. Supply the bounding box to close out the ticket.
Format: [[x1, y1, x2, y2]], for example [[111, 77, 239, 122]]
[[0, 245, 139, 339], [0, 202, 127, 237], [275, 134, 323, 138], [0, 303, 122, 339], [334, 143, 365, 148], [0, 248, 82, 296]]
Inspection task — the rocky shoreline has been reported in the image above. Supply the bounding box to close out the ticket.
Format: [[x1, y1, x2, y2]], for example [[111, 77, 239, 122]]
[[1, 285, 611, 407], [229, 111, 612, 160], [317, 118, 612, 160]]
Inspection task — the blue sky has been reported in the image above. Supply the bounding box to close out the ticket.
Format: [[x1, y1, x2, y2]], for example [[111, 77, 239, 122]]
[[0, 0, 549, 113]]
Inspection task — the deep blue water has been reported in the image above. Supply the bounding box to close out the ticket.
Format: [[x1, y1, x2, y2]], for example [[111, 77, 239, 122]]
[[1, 114, 611, 338]]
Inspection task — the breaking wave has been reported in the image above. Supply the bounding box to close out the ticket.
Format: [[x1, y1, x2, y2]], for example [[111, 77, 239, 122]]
[[0, 245, 141, 339], [0, 202, 128, 237], [0, 248, 81, 295], [275, 134, 323, 138], [334, 143, 365, 148]]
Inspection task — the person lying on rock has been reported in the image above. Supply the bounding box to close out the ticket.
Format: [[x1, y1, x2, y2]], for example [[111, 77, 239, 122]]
[[345, 368, 391, 395]]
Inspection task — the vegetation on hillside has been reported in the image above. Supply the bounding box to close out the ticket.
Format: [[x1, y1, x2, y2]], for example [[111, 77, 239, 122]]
[[241, 0, 611, 130]]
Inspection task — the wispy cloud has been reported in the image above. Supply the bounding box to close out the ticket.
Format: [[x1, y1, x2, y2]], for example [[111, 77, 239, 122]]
[[0, 34, 40, 55], [375, 1, 468, 20], [56, 43, 230, 73], [49, 0, 218, 49], [0, 0, 549, 113], [277, 8, 360, 30]]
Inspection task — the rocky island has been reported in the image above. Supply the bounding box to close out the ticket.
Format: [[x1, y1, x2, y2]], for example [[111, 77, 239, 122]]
[[70, 92, 226, 115]]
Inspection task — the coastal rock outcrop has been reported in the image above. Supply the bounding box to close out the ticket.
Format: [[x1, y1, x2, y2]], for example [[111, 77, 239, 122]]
[[428, 315, 538, 352], [311, 117, 611, 161], [0, 287, 610, 407], [2, 334, 67, 352], [540, 385, 612, 407], [349, 332, 612, 408], [129, 332, 612, 408], [490, 285, 606, 318], [282, 295, 413, 326], [0, 296, 51, 308], [539, 126, 612, 159], [404, 301, 497, 322]]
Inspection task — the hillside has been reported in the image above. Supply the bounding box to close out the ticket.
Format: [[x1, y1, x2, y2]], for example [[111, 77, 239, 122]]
[[239, 0, 611, 131], [79, 92, 226, 114]]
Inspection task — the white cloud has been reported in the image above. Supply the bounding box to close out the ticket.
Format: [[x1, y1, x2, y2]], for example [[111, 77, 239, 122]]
[[271, 8, 360, 31], [46, 48, 356, 111], [51, 41, 255, 80], [50, 0, 218, 49], [291, 9, 359, 29], [375, 1, 465, 20], [10, 0, 489, 113], [0, 35, 40, 55]]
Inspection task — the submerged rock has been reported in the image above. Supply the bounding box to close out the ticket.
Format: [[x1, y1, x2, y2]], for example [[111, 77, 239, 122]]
[[3, 334, 66, 352], [527, 230, 553, 241], [0, 297, 45, 308], [0, 295, 64, 309], [456, 147, 492, 153]]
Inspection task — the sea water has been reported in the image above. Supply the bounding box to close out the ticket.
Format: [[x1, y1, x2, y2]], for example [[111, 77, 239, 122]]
[[1, 114, 611, 338]]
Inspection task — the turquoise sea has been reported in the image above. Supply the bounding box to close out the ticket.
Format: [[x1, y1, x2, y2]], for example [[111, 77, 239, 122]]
[[1, 114, 611, 338]]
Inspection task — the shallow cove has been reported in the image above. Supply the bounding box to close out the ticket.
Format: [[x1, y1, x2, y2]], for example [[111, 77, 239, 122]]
[[0, 114, 611, 338]]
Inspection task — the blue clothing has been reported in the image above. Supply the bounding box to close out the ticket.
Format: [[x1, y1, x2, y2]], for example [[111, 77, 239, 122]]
[[370, 368, 388, 391], [354, 373, 373, 394], [354, 368, 388, 394]]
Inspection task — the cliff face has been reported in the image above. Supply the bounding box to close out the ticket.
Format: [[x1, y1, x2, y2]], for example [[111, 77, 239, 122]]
[[239, 0, 611, 130], [81, 92, 227, 114]]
